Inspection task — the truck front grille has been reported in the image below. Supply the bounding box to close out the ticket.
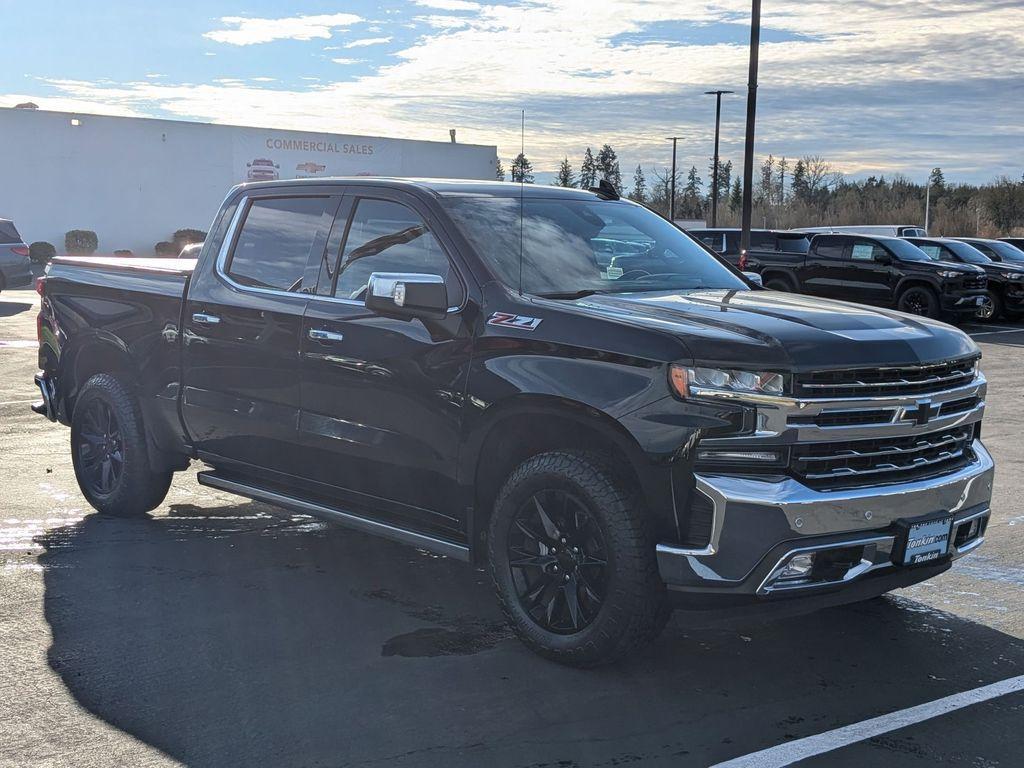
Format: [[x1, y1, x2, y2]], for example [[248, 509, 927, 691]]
[[791, 425, 975, 490], [962, 274, 987, 290], [794, 358, 977, 398]]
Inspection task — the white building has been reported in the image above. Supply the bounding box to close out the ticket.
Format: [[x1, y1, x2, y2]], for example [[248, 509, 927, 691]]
[[0, 107, 497, 254]]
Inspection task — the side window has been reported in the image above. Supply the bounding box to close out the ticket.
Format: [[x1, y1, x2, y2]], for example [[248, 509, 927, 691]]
[[813, 236, 846, 260], [917, 244, 944, 260], [750, 232, 777, 251], [972, 243, 996, 259], [335, 198, 461, 303], [850, 241, 882, 261], [227, 197, 331, 292]]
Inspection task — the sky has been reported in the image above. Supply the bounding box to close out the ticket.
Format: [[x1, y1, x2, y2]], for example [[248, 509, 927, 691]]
[[1, 0, 1022, 185]]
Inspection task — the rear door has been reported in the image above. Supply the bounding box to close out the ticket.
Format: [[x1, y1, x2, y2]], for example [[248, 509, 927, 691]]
[[181, 190, 340, 478], [298, 187, 473, 534], [842, 238, 897, 305], [800, 235, 848, 297]]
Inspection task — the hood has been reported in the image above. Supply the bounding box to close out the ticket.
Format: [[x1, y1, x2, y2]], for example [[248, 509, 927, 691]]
[[910, 259, 985, 274], [982, 262, 1024, 279], [570, 289, 977, 371]]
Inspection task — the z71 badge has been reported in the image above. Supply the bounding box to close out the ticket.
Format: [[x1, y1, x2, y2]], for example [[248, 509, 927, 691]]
[[487, 312, 542, 330]]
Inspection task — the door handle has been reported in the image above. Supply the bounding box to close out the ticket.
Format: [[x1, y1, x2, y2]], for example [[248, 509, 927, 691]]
[[192, 312, 221, 325], [308, 328, 344, 342]]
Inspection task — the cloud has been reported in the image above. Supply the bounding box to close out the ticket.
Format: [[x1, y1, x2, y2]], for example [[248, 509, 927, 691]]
[[412, 0, 481, 10], [14, 0, 1024, 182], [331, 58, 364, 65], [344, 36, 393, 48], [204, 13, 362, 46]]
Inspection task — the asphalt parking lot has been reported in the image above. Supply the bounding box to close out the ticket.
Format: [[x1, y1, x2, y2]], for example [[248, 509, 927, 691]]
[[2, 286, 1023, 768]]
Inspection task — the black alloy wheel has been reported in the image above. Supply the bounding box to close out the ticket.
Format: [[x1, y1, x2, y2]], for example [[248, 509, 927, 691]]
[[76, 398, 125, 496], [898, 286, 939, 319], [508, 489, 609, 634]]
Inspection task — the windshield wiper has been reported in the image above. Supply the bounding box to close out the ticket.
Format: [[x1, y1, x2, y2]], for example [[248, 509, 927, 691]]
[[536, 289, 602, 300]]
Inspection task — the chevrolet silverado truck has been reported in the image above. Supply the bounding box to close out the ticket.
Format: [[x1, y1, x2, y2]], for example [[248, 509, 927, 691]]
[[750, 233, 988, 320], [32, 179, 995, 666]]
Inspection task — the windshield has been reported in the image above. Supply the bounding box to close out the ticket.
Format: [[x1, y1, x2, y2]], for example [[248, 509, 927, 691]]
[[943, 241, 992, 264], [887, 238, 934, 262], [442, 196, 747, 296], [981, 240, 1024, 263]]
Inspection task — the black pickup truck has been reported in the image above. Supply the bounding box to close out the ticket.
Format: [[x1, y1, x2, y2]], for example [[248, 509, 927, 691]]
[[32, 179, 995, 665], [905, 237, 1024, 321], [750, 233, 988, 320]]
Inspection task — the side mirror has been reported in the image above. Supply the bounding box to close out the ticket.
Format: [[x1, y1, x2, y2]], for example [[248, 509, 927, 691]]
[[742, 271, 763, 287], [366, 272, 448, 320]]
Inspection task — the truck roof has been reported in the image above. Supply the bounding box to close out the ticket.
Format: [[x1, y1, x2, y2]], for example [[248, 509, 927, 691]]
[[239, 177, 605, 201]]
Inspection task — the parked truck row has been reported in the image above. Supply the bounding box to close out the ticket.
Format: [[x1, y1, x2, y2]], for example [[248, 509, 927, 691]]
[[690, 227, 1024, 322], [33, 179, 995, 665]]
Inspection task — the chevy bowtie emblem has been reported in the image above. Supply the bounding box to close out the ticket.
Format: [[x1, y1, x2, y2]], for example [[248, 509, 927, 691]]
[[909, 399, 940, 425]]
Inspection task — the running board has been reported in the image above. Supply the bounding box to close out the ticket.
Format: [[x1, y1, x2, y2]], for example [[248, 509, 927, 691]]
[[197, 471, 470, 562]]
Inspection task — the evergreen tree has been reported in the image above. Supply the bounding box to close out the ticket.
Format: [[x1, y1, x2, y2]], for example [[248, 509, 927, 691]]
[[758, 154, 775, 205], [495, 158, 506, 182], [580, 148, 597, 189], [510, 153, 534, 183], [776, 156, 789, 203], [929, 167, 946, 188], [630, 164, 647, 203], [684, 165, 702, 198], [707, 158, 732, 204], [791, 158, 808, 202], [555, 157, 576, 187], [729, 178, 743, 211], [595, 144, 622, 192]]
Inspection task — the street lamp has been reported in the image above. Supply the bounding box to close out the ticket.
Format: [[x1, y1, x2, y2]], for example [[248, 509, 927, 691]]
[[666, 136, 682, 221], [740, 0, 762, 258], [704, 90, 734, 228]]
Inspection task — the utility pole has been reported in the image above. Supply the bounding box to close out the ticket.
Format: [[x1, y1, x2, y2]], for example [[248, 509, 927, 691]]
[[924, 180, 931, 233], [704, 90, 734, 227], [666, 136, 681, 221], [740, 0, 762, 258]]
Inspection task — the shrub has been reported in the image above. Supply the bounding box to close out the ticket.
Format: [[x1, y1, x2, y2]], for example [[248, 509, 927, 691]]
[[65, 230, 98, 255], [172, 228, 207, 250], [113, 249, 134, 257], [154, 241, 178, 257], [29, 241, 56, 264]]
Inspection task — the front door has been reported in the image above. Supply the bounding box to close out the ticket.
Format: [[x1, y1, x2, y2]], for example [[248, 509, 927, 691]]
[[841, 239, 896, 305], [182, 190, 339, 478], [298, 189, 474, 535]]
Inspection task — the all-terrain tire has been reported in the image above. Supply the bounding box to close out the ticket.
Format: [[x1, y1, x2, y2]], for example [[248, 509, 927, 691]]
[[897, 285, 940, 319], [71, 373, 173, 517], [488, 451, 668, 667]]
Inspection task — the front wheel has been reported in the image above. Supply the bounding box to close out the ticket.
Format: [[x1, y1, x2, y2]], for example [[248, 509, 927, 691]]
[[71, 374, 173, 517], [897, 286, 940, 319], [488, 451, 668, 666], [975, 290, 1001, 322]]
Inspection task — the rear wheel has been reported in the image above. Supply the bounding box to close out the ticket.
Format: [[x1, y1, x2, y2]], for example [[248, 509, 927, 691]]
[[71, 374, 173, 517], [763, 275, 793, 292], [897, 286, 940, 319], [488, 451, 668, 666]]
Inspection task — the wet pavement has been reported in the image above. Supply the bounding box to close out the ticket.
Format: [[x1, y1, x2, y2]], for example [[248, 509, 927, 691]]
[[2, 287, 1023, 767]]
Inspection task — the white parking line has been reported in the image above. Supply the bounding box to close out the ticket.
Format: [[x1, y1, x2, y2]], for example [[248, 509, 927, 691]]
[[711, 674, 1024, 768], [969, 327, 1024, 337]]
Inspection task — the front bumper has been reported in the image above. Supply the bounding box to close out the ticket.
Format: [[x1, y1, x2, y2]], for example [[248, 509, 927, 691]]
[[657, 440, 994, 600], [941, 291, 987, 313]]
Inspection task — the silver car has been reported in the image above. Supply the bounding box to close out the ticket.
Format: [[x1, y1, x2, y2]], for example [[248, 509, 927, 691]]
[[0, 218, 32, 293]]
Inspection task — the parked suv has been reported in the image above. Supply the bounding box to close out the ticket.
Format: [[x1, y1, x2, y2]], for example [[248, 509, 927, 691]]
[[0, 218, 32, 293], [33, 179, 995, 665], [952, 237, 1024, 266], [905, 237, 1024, 321], [752, 233, 987, 320]]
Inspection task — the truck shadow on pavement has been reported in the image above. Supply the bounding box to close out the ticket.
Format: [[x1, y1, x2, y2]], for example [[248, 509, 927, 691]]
[[38, 501, 1024, 768]]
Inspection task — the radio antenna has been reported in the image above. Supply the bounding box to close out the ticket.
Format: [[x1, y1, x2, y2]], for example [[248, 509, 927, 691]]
[[518, 108, 525, 296]]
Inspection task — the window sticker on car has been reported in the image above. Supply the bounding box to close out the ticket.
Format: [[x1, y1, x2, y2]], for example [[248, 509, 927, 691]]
[[851, 244, 874, 260], [488, 312, 542, 330]]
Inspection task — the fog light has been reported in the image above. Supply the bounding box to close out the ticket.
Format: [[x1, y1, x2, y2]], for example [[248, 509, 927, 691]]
[[777, 553, 815, 581], [967, 518, 980, 538]]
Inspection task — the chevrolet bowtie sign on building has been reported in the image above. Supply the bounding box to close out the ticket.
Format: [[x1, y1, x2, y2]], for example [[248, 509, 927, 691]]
[[0, 107, 497, 255]]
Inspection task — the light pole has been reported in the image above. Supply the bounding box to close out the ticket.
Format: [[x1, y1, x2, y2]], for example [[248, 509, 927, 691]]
[[666, 136, 681, 221], [740, 0, 761, 258], [704, 90, 734, 227]]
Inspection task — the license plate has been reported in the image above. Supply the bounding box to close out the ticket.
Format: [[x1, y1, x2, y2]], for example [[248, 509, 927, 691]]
[[895, 514, 953, 565]]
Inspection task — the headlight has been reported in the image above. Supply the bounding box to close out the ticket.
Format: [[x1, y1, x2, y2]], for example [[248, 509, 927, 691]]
[[670, 364, 787, 398], [937, 270, 964, 279], [1006, 273, 1024, 280]]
